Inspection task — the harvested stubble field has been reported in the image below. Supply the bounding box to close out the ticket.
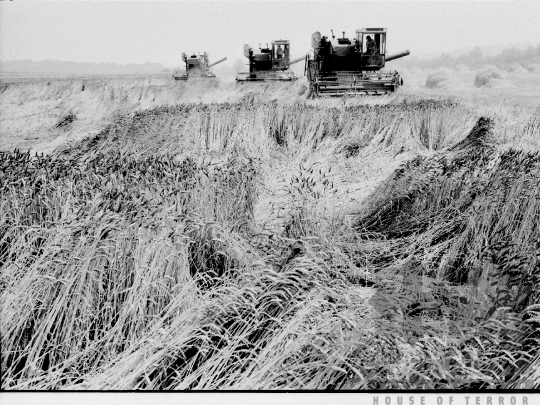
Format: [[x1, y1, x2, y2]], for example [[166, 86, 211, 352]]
[[0, 75, 539, 390]]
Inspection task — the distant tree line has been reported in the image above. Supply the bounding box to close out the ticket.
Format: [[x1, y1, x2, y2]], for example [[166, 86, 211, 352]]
[[0, 59, 170, 75], [399, 44, 540, 70]]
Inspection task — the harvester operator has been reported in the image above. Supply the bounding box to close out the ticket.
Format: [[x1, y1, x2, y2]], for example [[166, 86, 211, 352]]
[[276, 45, 284, 59], [366, 36, 377, 54], [316, 37, 327, 61]]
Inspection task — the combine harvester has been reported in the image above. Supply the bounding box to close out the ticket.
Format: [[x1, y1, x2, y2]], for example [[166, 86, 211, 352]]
[[173, 52, 227, 81], [305, 28, 410, 97], [236, 40, 304, 82]]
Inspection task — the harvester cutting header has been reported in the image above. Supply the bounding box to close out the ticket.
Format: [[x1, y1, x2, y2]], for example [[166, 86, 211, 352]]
[[236, 40, 304, 82], [173, 52, 227, 81], [305, 28, 410, 96]]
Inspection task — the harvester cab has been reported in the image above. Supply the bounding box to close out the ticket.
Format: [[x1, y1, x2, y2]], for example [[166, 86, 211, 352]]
[[305, 28, 410, 97], [236, 40, 304, 82], [357, 29, 386, 68], [172, 52, 227, 81]]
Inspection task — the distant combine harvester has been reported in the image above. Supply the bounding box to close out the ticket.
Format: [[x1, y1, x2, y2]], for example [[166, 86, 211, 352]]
[[172, 52, 227, 81], [236, 40, 304, 82]]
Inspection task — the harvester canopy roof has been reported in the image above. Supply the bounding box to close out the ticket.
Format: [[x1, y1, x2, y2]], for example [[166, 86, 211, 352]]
[[271, 40, 290, 45], [355, 28, 387, 33]]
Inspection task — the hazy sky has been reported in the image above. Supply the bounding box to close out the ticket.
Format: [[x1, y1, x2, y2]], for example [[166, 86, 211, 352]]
[[1, 1, 539, 67]]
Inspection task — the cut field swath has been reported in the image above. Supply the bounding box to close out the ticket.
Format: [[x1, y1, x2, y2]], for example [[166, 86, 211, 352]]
[[1, 94, 539, 389]]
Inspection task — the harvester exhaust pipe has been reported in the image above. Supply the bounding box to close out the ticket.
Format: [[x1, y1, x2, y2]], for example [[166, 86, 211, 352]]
[[386, 50, 410, 62], [331, 29, 335, 39], [208, 57, 227, 68]]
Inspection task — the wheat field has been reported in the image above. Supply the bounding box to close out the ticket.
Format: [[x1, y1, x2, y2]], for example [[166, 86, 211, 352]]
[[1, 71, 539, 389]]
